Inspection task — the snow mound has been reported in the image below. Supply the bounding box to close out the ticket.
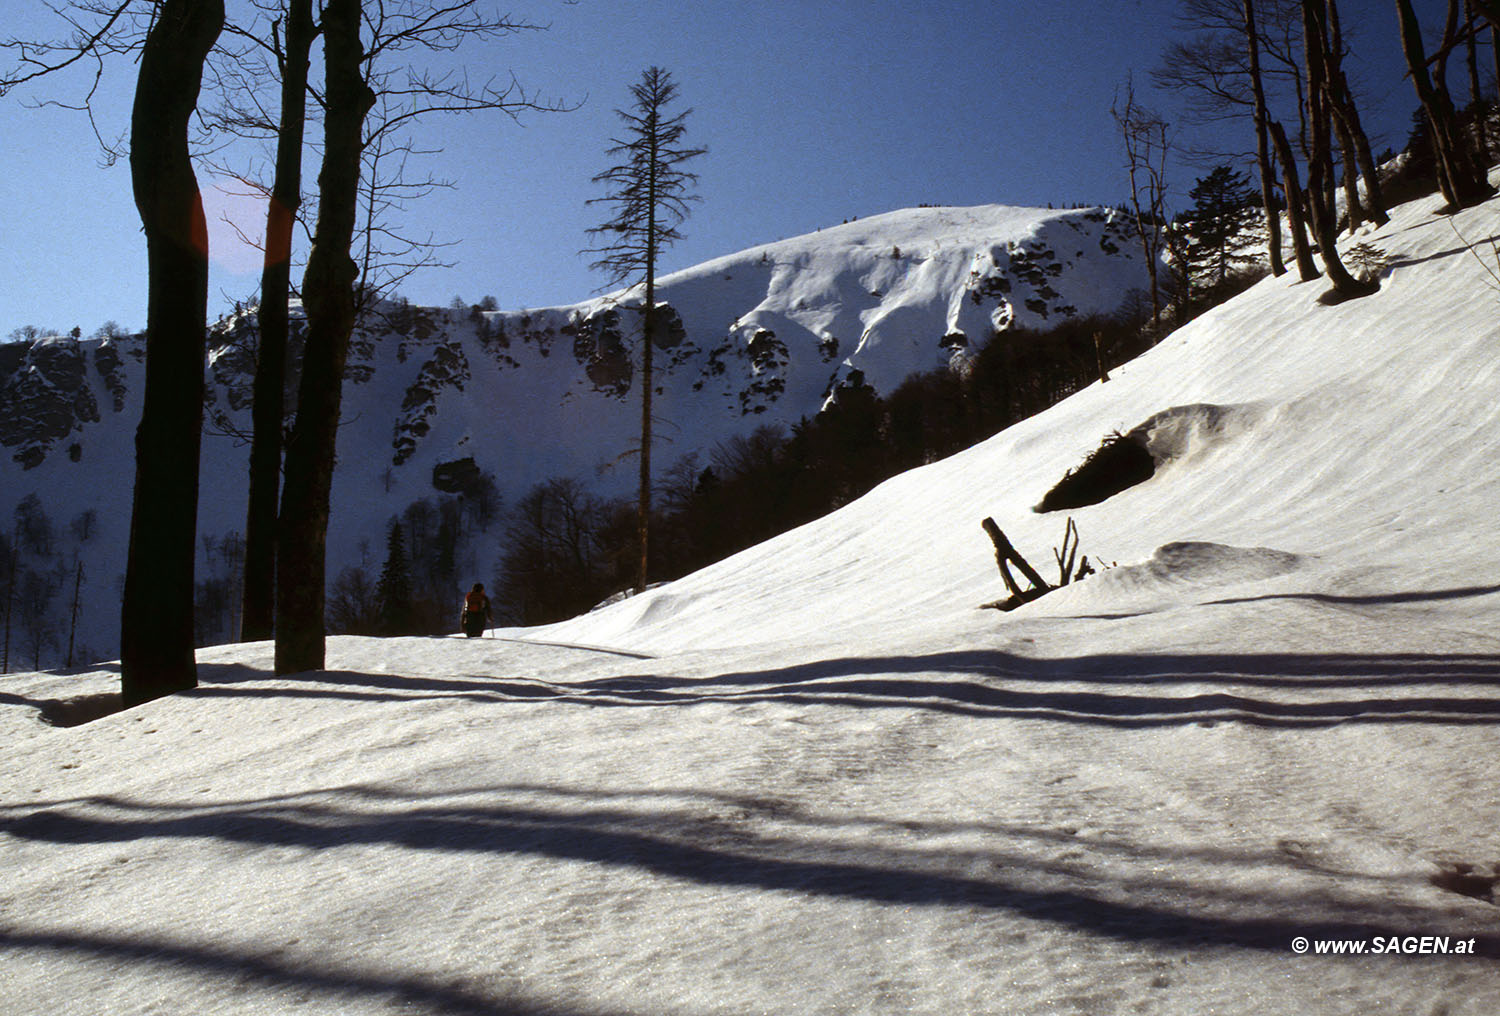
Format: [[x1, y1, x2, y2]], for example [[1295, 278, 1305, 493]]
[[1019, 540, 1309, 619], [1112, 541, 1305, 591], [1137, 402, 1266, 469]]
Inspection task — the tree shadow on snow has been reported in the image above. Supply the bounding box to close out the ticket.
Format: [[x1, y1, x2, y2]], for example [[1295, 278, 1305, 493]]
[[189, 645, 1500, 729], [0, 925, 640, 1016], [3, 780, 1497, 959], [1205, 582, 1500, 608]]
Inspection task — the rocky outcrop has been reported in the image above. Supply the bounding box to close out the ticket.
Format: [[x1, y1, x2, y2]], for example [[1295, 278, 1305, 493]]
[[0, 337, 101, 469], [393, 341, 471, 466]]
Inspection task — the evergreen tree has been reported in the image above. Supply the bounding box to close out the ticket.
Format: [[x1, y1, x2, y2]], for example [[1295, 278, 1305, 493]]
[[1185, 165, 1260, 287], [584, 66, 706, 592], [375, 522, 414, 635]]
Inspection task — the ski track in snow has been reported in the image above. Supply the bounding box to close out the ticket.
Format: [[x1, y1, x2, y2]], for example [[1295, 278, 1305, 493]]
[[5, 182, 1500, 1014]]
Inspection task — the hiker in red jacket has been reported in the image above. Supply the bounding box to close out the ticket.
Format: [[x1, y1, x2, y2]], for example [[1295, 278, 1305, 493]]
[[461, 583, 493, 638]]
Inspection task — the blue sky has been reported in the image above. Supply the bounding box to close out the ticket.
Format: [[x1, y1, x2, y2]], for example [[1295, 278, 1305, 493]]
[[0, 0, 1442, 337]]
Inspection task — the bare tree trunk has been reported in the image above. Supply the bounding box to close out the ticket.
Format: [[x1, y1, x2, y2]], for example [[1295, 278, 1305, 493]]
[[638, 281, 655, 593], [1332, 105, 1365, 231], [981, 518, 1050, 600], [1113, 82, 1169, 333], [1, 537, 15, 673], [1493, 18, 1500, 123], [1245, 0, 1287, 276], [1396, 0, 1493, 209], [66, 559, 82, 669], [120, 0, 224, 707], [1466, 0, 1492, 163], [1324, 0, 1388, 227], [1268, 119, 1320, 280], [243, 0, 316, 642], [1301, 0, 1372, 299], [638, 116, 658, 594], [1330, 96, 1389, 226], [275, 0, 374, 675]]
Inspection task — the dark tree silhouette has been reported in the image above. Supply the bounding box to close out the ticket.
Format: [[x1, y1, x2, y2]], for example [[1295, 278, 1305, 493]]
[[240, 0, 317, 643], [1243, 0, 1287, 276], [375, 521, 413, 635], [1319, 0, 1387, 229], [119, 0, 225, 706], [1112, 79, 1171, 333], [1186, 165, 1261, 286], [1300, 0, 1374, 300], [1267, 118, 1321, 280], [275, 0, 374, 675], [585, 66, 706, 592], [1395, 0, 1493, 211], [272, 0, 563, 673]]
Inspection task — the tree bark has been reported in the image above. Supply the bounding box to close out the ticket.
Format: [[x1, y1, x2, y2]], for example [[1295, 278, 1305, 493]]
[[1325, 0, 1388, 226], [1302, 0, 1372, 299], [243, 0, 316, 642], [1323, 0, 1363, 231], [638, 109, 658, 594], [1465, 0, 1491, 163], [980, 518, 1050, 596], [275, 0, 374, 675], [120, 0, 224, 707], [1268, 119, 1320, 281], [1244, 0, 1287, 277]]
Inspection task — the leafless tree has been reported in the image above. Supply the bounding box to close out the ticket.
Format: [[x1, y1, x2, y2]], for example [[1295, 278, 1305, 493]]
[[3, 0, 225, 701], [275, 0, 567, 674], [1395, 0, 1494, 210], [118, 0, 226, 703], [1243, 0, 1286, 275], [1298, 0, 1373, 300], [211, 0, 319, 644], [1113, 78, 1172, 333]]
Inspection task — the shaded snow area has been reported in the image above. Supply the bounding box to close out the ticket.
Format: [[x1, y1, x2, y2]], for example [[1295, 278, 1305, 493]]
[[6, 182, 1500, 1015]]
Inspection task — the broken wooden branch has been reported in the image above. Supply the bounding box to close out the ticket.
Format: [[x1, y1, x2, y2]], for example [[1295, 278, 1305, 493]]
[[1054, 516, 1080, 586], [982, 516, 1095, 611], [981, 517, 1052, 611]]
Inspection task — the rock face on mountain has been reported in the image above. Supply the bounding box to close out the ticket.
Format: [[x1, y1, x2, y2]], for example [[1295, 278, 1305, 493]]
[[0, 203, 1152, 666], [0, 336, 123, 470]]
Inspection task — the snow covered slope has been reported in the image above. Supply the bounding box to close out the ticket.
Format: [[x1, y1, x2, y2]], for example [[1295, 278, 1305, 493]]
[[0, 203, 1151, 666], [543, 191, 1500, 658], [4, 184, 1500, 1014]]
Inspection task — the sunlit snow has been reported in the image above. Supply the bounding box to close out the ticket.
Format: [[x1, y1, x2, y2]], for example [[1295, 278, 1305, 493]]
[[4, 181, 1500, 1014]]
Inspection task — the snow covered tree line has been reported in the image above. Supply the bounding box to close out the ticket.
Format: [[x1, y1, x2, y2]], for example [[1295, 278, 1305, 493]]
[[490, 306, 1174, 627], [0, 496, 98, 673]]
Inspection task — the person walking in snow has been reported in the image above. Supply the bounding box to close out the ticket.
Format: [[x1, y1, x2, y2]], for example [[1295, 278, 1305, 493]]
[[461, 583, 493, 638]]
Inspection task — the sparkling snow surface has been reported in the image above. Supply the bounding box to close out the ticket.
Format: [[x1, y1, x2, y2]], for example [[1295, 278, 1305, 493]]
[[5, 185, 1500, 1015]]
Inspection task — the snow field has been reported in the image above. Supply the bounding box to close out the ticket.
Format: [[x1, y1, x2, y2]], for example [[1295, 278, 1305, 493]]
[[5, 181, 1500, 1013]]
